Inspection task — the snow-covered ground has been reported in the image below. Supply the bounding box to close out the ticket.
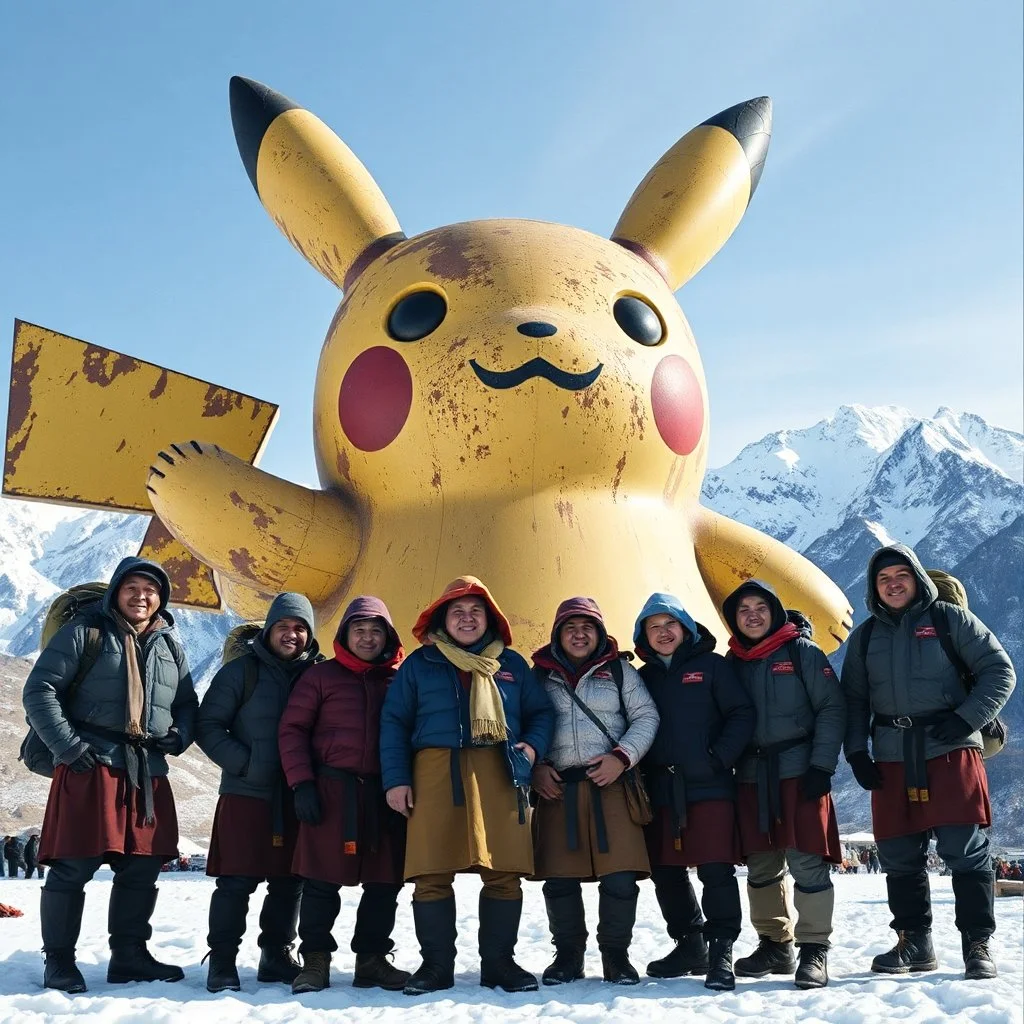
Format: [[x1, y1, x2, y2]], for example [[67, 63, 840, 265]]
[[0, 872, 1021, 1023]]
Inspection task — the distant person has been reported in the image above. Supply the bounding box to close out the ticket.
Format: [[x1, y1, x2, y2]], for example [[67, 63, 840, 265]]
[[24, 834, 42, 879], [842, 545, 1015, 981], [23, 557, 197, 993], [197, 593, 321, 994], [722, 581, 846, 990], [4, 836, 24, 878]]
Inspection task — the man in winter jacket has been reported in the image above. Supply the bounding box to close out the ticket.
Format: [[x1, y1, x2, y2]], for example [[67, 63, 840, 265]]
[[722, 580, 845, 990], [381, 576, 555, 996], [24, 834, 43, 878], [23, 556, 197, 993], [634, 593, 755, 991], [197, 592, 320, 993], [278, 597, 411, 995], [842, 544, 1015, 981], [4, 836, 25, 878], [532, 597, 660, 987]]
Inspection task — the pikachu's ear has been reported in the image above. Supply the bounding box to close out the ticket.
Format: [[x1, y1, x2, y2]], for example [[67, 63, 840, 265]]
[[230, 76, 405, 290], [611, 97, 772, 290]]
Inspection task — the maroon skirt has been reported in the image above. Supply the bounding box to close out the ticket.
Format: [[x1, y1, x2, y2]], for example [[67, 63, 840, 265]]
[[206, 793, 299, 878], [38, 765, 179, 864], [291, 775, 406, 887], [871, 749, 991, 841], [645, 799, 744, 867], [737, 779, 842, 863]]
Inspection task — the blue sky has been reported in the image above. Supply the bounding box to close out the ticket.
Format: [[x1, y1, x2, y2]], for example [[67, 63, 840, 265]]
[[1, 0, 1021, 488]]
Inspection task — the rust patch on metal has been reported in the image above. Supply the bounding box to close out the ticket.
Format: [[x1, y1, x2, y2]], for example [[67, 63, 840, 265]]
[[228, 490, 273, 529], [431, 468, 442, 489], [203, 386, 243, 418], [384, 227, 493, 287], [612, 451, 627, 500], [474, 445, 490, 460], [556, 499, 575, 527], [116, 439, 126, 453], [447, 336, 468, 354], [149, 369, 168, 399], [229, 547, 261, 580], [6, 342, 41, 472], [561, 406, 569, 420], [594, 261, 616, 281], [344, 232, 405, 292], [336, 449, 351, 483], [81, 345, 140, 386]]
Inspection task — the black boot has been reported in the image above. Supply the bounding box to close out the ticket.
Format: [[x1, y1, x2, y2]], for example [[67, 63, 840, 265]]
[[107, 887, 183, 983], [204, 949, 240, 993], [405, 898, 457, 995], [205, 878, 250, 992], [597, 882, 639, 985], [952, 871, 996, 980], [704, 938, 735, 991], [41, 890, 87, 993], [647, 932, 709, 978], [648, 867, 707, 977], [354, 953, 411, 990], [292, 951, 331, 993], [257, 878, 303, 983], [962, 934, 997, 980], [794, 943, 829, 989], [870, 930, 938, 974], [734, 936, 797, 977], [541, 888, 587, 985], [478, 896, 537, 992], [258, 945, 302, 983]]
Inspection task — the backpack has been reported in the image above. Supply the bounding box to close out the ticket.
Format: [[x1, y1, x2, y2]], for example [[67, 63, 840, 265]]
[[20, 585, 184, 778], [857, 568, 1007, 758]]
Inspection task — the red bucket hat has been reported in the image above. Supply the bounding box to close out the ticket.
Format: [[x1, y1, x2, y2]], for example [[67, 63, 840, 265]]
[[412, 575, 513, 646]]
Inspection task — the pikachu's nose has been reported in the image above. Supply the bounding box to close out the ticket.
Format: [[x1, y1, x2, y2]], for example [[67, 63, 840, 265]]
[[516, 321, 557, 338]]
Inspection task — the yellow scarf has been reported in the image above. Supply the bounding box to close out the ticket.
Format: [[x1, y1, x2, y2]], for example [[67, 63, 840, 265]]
[[429, 631, 508, 745]]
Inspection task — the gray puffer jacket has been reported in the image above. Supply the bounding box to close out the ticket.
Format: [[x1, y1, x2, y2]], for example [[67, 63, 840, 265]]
[[724, 580, 846, 783], [534, 654, 659, 770], [22, 556, 197, 775], [842, 544, 1015, 763]]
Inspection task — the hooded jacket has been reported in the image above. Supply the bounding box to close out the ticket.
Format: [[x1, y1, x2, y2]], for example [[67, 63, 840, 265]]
[[634, 594, 755, 802], [722, 580, 845, 782], [279, 596, 403, 788], [23, 556, 197, 776], [842, 543, 1015, 763], [197, 592, 320, 800]]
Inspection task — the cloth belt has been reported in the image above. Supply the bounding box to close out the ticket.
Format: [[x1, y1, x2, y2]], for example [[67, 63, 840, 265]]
[[559, 765, 609, 855], [317, 765, 382, 854], [871, 713, 946, 803], [646, 764, 689, 830], [71, 720, 156, 824], [744, 736, 808, 835]]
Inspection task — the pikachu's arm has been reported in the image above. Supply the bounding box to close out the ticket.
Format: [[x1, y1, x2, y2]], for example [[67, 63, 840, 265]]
[[690, 505, 853, 653], [146, 442, 360, 606]]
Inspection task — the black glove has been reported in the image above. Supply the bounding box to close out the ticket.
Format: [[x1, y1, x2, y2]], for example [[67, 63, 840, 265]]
[[147, 731, 183, 756], [929, 710, 975, 744], [800, 766, 833, 800], [292, 781, 322, 825], [848, 751, 883, 791], [66, 746, 97, 774]]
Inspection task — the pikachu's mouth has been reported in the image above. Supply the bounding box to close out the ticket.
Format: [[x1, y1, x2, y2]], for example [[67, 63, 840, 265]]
[[469, 358, 603, 391]]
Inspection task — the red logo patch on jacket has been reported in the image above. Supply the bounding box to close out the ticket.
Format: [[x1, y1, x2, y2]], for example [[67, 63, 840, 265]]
[[495, 671, 515, 682], [772, 661, 795, 674], [593, 670, 613, 680], [681, 672, 704, 683], [915, 626, 938, 639]]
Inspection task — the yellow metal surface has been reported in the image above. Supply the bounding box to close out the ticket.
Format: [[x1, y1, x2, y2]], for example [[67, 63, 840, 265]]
[[137, 518, 221, 610]]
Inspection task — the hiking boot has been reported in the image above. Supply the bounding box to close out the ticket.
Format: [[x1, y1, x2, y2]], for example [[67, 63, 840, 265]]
[[257, 945, 302, 984], [292, 951, 331, 993], [43, 950, 87, 993], [404, 961, 455, 995], [601, 949, 640, 985], [542, 948, 585, 985], [870, 930, 938, 974], [647, 932, 709, 978], [204, 948, 240, 993], [107, 942, 184, 984], [794, 943, 829, 989], [962, 935, 997, 980], [704, 938, 735, 991], [353, 952, 410, 991], [479, 896, 537, 992], [734, 936, 797, 977], [405, 898, 457, 995]]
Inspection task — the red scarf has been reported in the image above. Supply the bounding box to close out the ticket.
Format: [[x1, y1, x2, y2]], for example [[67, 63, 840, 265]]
[[333, 640, 403, 674], [727, 622, 800, 661]]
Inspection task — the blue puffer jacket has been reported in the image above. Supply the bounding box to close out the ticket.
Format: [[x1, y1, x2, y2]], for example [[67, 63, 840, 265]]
[[380, 644, 554, 792]]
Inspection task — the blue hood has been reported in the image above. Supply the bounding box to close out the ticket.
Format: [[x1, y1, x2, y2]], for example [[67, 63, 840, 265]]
[[633, 592, 699, 648]]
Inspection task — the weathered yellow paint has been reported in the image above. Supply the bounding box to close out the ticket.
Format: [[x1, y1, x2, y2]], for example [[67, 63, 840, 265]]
[[138, 518, 221, 610]]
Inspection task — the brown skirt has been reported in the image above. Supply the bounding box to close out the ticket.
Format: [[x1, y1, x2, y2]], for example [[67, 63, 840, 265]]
[[38, 765, 178, 864], [292, 775, 406, 887], [533, 776, 651, 881], [404, 746, 533, 880], [206, 793, 298, 878], [871, 750, 992, 841], [737, 779, 842, 863], [645, 799, 744, 867]]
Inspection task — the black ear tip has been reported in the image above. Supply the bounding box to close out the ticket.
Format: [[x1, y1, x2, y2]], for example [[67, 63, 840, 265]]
[[229, 76, 301, 193], [701, 96, 773, 201]]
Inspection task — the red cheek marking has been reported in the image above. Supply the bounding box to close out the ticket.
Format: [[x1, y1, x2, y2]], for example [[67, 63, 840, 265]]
[[339, 347, 413, 452], [651, 354, 704, 455]]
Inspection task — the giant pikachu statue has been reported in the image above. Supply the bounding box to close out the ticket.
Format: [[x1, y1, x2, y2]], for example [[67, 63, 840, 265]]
[[5, 77, 853, 652]]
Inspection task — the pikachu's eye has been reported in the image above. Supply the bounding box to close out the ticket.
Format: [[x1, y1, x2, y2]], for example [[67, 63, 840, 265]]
[[387, 290, 447, 342], [613, 295, 664, 346]]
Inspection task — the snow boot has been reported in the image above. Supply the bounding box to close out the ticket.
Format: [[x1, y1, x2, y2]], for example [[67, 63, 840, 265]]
[[601, 949, 640, 985], [107, 887, 183, 983], [703, 938, 735, 991], [292, 951, 331, 993], [952, 871, 997, 979], [542, 888, 587, 985], [41, 889, 87, 993], [257, 878, 303, 983], [870, 930, 938, 974], [794, 943, 829, 989], [734, 936, 797, 977], [353, 953, 411, 990], [648, 867, 707, 977], [647, 932, 709, 978], [257, 945, 302, 983], [962, 933, 997, 980], [478, 895, 537, 992], [204, 949, 240, 993], [597, 879, 640, 985], [404, 897, 457, 995]]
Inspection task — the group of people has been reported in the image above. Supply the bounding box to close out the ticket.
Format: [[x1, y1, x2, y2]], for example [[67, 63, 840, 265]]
[[3, 834, 43, 878], [21, 543, 1015, 998], [994, 858, 1022, 881]]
